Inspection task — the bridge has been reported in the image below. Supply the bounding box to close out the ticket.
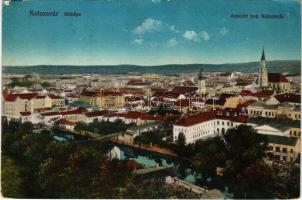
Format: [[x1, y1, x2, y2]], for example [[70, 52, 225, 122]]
[[36, 127, 124, 142]]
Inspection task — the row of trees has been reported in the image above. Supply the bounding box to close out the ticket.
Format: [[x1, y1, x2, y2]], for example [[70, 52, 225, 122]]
[[74, 119, 135, 135], [133, 130, 167, 146], [8, 77, 53, 88], [1, 120, 198, 198]]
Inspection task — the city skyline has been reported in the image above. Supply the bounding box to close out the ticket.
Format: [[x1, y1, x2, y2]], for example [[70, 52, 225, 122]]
[[3, 0, 301, 66]]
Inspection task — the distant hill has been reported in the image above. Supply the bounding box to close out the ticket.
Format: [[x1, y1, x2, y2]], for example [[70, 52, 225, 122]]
[[3, 60, 301, 75]]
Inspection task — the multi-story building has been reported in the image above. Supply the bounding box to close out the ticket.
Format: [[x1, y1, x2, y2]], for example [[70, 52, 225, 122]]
[[173, 110, 247, 144], [80, 89, 125, 109], [267, 135, 300, 163], [247, 101, 301, 120], [2, 89, 52, 120]]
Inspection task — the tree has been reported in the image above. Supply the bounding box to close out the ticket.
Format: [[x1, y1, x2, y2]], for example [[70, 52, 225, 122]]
[[1, 155, 26, 198], [239, 163, 276, 198], [177, 132, 186, 147], [286, 166, 300, 198], [193, 136, 226, 177], [41, 82, 52, 88], [222, 125, 269, 177]]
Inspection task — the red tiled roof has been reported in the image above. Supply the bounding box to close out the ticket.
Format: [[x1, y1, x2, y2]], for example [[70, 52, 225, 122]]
[[18, 93, 38, 100], [3, 93, 39, 102], [175, 111, 216, 126], [85, 110, 108, 117], [60, 107, 88, 116], [172, 86, 198, 95], [36, 95, 47, 99], [175, 110, 248, 126], [20, 111, 31, 116], [41, 111, 61, 116], [48, 94, 64, 99], [80, 90, 97, 97], [240, 90, 254, 96], [124, 111, 145, 119], [274, 93, 301, 104], [268, 73, 289, 83], [55, 118, 76, 126], [104, 112, 123, 118], [253, 90, 274, 98], [4, 94, 18, 102]]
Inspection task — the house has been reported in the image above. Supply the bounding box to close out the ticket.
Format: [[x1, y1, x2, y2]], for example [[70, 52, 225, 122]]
[[267, 135, 300, 163], [122, 111, 163, 125], [48, 94, 65, 107], [20, 112, 32, 123], [55, 118, 76, 130], [247, 101, 277, 118], [2, 88, 52, 120], [117, 122, 161, 144], [83, 110, 108, 123], [80, 89, 125, 109], [247, 101, 300, 120], [247, 117, 300, 138]]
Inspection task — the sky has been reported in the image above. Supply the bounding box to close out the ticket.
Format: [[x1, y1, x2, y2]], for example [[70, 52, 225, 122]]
[[2, 0, 301, 66]]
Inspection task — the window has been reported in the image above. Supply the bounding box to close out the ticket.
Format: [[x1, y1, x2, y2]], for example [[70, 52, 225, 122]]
[[217, 121, 219, 125], [290, 149, 294, 153], [275, 155, 280, 160], [276, 147, 280, 152], [282, 148, 287, 153], [268, 146, 273, 151], [222, 121, 224, 125], [227, 122, 230, 126], [283, 156, 287, 161]]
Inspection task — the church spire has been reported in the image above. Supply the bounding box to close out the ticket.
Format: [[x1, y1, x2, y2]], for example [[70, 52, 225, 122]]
[[198, 68, 203, 80], [261, 47, 265, 61]]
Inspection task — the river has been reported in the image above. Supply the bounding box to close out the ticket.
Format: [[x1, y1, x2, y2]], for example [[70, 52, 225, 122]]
[[51, 130, 234, 198]]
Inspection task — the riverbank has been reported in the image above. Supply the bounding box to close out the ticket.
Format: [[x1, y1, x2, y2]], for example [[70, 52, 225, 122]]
[[113, 140, 178, 157]]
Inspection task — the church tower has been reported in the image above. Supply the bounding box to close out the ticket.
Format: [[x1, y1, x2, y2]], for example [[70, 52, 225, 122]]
[[258, 48, 268, 88], [198, 68, 206, 95]]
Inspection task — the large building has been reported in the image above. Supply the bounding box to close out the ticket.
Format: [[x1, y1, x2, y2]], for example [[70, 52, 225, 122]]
[[2, 88, 52, 120], [173, 110, 248, 144], [257, 48, 291, 91], [80, 89, 125, 109]]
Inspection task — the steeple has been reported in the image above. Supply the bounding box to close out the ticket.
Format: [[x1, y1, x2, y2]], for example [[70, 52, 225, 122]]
[[261, 47, 265, 61], [197, 68, 206, 95], [198, 68, 203, 80], [258, 47, 268, 88]]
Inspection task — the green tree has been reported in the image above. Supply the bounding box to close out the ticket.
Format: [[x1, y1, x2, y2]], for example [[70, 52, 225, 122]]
[[193, 136, 226, 177], [239, 163, 276, 198], [41, 82, 52, 88], [223, 125, 269, 177], [177, 132, 186, 147], [1, 155, 26, 198]]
